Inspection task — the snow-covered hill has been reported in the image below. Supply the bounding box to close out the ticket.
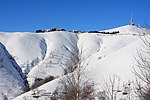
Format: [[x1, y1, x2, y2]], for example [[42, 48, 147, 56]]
[[0, 42, 28, 100], [102, 25, 150, 35], [0, 25, 149, 100]]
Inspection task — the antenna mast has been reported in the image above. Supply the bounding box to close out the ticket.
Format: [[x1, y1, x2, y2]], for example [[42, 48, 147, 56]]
[[130, 15, 134, 26]]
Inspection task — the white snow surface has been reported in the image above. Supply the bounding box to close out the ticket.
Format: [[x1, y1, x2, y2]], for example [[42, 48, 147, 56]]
[[27, 32, 78, 87], [0, 32, 47, 74], [0, 42, 26, 100], [0, 25, 149, 100]]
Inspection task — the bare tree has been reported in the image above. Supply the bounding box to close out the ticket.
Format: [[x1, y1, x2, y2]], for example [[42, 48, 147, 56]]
[[133, 28, 150, 100], [53, 47, 96, 100], [99, 75, 135, 100], [99, 75, 120, 100]]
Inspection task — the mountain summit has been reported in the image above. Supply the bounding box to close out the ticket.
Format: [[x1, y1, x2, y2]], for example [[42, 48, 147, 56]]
[[103, 25, 150, 35]]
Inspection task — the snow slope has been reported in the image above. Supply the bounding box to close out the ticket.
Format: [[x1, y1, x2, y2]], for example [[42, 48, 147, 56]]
[[0, 42, 27, 100], [87, 37, 141, 82], [0, 31, 78, 89], [27, 32, 78, 87], [0, 24, 148, 100], [0, 32, 47, 74]]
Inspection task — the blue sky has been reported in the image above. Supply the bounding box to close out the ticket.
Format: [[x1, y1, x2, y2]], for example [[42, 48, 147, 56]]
[[0, 0, 150, 32]]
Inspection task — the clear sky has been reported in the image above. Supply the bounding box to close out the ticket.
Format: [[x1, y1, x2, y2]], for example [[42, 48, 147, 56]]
[[0, 0, 150, 32]]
